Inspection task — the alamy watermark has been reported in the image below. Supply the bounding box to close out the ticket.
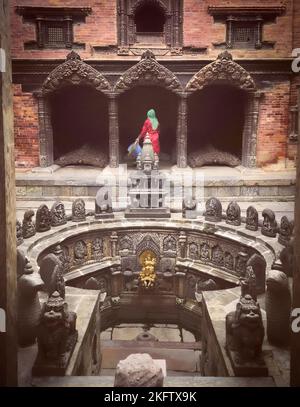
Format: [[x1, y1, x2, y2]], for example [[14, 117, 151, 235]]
[[94, 164, 205, 215], [292, 48, 300, 73], [0, 48, 5, 73], [291, 308, 300, 333], [0, 308, 6, 333]]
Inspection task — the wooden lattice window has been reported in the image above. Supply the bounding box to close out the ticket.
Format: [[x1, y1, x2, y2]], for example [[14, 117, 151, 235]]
[[208, 6, 286, 50], [16, 6, 91, 50], [232, 22, 258, 48], [41, 20, 71, 48]]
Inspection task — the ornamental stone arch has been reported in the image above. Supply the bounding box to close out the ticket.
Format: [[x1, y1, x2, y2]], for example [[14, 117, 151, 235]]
[[114, 50, 183, 94], [35, 51, 114, 168], [42, 51, 111, 95], [185, 52, 262, 168], [186, 51, 256, 93], [114, 50, 187, 168]]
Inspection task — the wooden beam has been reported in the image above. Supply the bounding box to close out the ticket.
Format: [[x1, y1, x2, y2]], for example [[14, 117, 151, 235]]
[[0, 0, 17, 387]]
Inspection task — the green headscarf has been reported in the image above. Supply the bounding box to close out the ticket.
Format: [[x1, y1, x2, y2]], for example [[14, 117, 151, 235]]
[[147, 109, 159, 130]]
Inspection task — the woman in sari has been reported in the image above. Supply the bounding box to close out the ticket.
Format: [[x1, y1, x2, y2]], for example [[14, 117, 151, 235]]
[[136, 109, 160, 155]]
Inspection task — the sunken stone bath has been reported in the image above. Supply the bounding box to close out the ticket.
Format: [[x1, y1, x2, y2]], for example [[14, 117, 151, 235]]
[[16, 195, 291, 385]]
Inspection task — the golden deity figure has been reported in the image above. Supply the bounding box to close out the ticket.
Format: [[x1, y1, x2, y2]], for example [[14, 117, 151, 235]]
[[139, 251, 157, 289]]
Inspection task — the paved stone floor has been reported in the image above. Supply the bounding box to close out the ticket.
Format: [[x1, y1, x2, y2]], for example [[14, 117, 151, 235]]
[[15, 165, 296, 219]]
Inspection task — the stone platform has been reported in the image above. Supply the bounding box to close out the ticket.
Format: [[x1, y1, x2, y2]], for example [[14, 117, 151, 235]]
[[16, 165, 296, 218]]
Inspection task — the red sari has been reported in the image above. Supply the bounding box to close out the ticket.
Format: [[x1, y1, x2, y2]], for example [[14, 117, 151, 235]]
[[139, 118, 160, 155]]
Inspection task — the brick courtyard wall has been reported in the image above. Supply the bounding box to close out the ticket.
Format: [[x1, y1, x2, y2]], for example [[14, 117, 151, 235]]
[[257, 81, 290, 166], [10, 0, 298, 169], [13, 85, 39, 168], [11, 0, 294, 60], [183, 0, 293, 59], [11, 0, 117, 60]]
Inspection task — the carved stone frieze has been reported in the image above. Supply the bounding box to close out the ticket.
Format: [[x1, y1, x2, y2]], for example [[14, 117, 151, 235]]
[[186, 51, 256, 93], [114, 50, 182, 94], [74, 240, 88, 264], [42, 51, 111, 95]]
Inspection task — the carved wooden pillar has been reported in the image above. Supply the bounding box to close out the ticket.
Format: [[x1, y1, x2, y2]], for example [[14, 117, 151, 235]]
[[110, 231, 119, 258], [118, 0, 127, 47], [172, 0, 182, 48], [0, 0, 18, 386], [226, 16, 234, 48], [35, 92, 54, 167], [36, 17, 44, 48], [291, 86, 300, 387], [65, 16, 73, 48], [177, 93, 188, 168], [289, 105, 298, 142], [242, 91, 262, 168], [108, 93, 119, 168], [255, 16, 263, 49], [165, 13, 172, 47]]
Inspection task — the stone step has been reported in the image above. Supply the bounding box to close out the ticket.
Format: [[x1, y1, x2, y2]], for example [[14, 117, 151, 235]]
[[31, 375, 276, 387]]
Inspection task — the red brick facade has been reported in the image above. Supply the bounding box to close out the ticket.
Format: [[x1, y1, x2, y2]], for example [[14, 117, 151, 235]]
[[11, 0, 300, 169], [13, 84, 39, 168]]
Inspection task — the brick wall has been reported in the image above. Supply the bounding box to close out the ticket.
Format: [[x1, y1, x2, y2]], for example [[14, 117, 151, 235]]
[[11, 0, 294, 60], [13, 85, 39, 168], [257, 81, 290, 166], [11, 1, 298, 169], [11, 0, 117, 60]]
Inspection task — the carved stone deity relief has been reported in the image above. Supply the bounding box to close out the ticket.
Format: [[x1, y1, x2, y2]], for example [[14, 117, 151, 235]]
[[163, 235, 177, 254], [262, 209, 277, 238], [51, 201, 67, 227], [200, 243, 210, 262], [212, 245, 224, 266], [189, 242, 199, 260], [74, 240, 88, 264], [72, 198, 86, 222], [246, 206, 259, 231], [36, 204, 51, 232], [226, 201, 241, 226], [205, 198, 222, 222], [22, 210, 36, 239]]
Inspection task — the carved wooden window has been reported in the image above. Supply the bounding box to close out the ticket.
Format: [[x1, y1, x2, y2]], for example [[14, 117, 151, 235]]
[[208, 6, 285, 50], [231, 21, 258, 49], [39, 19, 72, 49], [16, 6, 91, 50], [117, 0, 183, 51]]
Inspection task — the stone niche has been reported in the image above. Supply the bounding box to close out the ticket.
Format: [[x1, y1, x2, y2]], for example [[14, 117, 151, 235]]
[[35, 225, 267, 299]]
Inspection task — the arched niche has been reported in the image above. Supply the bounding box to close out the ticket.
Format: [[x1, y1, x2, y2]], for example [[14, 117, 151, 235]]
[[36, 51, 111, 168], [185, 52, 261, 168]]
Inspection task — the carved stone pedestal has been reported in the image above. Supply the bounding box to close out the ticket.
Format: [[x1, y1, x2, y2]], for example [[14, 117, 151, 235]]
[[32, 330, 78, 377], [226, 348, 268, 377]]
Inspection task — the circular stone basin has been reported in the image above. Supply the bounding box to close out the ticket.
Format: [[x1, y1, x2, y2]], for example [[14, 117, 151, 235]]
[[19, 216, 279, 294]]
